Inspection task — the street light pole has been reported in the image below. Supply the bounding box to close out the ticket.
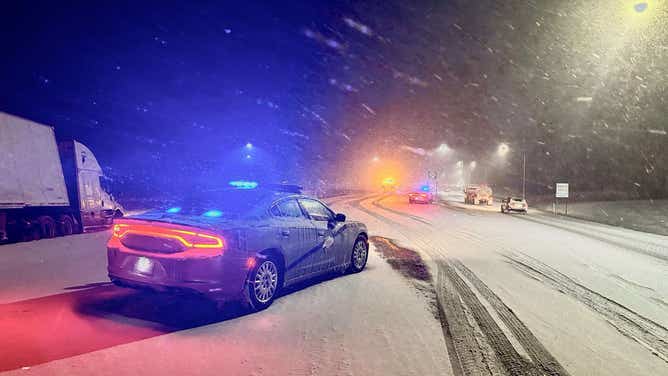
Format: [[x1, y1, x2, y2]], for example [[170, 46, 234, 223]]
[[522, 152, 526, 199]]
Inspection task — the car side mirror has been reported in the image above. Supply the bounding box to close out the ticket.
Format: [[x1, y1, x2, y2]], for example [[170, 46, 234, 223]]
[[335, 213, 346, 222]]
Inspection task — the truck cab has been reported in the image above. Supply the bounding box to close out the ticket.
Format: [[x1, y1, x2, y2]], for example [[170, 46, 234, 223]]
[[59, 141, 124, 230]]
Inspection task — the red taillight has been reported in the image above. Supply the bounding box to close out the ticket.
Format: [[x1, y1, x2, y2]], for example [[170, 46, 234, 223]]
[[113, 223, 129, 238], [112, 222, 225, 250]]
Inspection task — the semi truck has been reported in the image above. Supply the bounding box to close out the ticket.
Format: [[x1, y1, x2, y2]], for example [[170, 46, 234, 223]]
[[464, 184, 493, 205], [0, 112, 123, 242]]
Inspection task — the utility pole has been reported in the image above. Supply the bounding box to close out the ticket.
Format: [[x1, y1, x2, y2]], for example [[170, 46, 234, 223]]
[[522, 152, 526, 199]]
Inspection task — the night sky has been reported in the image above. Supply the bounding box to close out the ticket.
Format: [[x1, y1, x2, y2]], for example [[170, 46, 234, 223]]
[[2, 1, 667, 198]]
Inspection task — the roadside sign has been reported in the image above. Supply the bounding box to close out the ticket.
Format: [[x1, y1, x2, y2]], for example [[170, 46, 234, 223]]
[[555, 183, 569, 198]]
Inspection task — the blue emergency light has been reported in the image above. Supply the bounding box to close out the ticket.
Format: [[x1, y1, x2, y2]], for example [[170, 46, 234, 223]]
[[228, 180, 258, 189], [202, 210, 223, 217]]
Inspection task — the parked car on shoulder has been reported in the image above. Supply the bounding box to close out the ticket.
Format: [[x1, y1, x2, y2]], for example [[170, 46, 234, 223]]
[[501, 197, 528, 214], [107, 183, 369, 311]]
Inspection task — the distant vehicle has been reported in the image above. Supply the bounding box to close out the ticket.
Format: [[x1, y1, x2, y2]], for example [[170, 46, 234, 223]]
[[408, 191, 433, 204], [381, 177, 397, 192], [0, 112, 124, 242], [464, 184, 493, 205], [408, 185, 434, 204], [107, 184, 369, 311], [501, 197, 528, 214]]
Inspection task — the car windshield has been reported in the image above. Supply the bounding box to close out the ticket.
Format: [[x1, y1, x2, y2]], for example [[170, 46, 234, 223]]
[[3, 2, 667, 376]]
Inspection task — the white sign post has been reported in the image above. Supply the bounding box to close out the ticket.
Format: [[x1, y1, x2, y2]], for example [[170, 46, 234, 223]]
[[555, 183, 569, 215]]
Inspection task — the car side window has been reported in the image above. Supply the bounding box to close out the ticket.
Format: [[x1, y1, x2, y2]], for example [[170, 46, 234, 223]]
[[270, 205, 282, 217], [274, 199, 304, 218], [298, 199, 334, 222]]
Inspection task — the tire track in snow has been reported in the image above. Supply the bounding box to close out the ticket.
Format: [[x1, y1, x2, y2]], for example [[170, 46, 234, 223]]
[[505, 252, 668, 364], [451, 260, 571, 376], [370, 196, 434, 226], [347, 195, 404, 228], [438, 201, 480, 216], [437, 260, 545, 376], [436, 261, 493, 376]]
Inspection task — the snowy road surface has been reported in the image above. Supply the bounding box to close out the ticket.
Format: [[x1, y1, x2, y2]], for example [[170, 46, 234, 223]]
[[0, 193, 667, 375]]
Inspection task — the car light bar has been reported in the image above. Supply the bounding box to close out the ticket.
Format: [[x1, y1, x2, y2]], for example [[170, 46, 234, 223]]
[[229, 180, 258, 189], [112, 223, 225, 249]]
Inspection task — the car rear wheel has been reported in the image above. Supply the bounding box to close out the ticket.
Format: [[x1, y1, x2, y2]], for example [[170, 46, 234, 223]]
[[247, 257, 281, 311], [348, 236, 368, 273]]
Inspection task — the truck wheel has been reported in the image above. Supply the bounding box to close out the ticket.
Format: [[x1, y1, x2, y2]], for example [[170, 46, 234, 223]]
[[58, 215, 75, 236], [27, 225, 41, 241], [20, 219, 40, 242], [38, 216, 56, 239]]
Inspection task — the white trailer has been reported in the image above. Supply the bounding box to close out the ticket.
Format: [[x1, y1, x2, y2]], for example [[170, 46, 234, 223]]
[[0, 112, 123, 242]]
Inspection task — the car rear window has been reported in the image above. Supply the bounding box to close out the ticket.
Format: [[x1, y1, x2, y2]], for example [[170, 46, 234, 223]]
[[153, 189, 276, 218]]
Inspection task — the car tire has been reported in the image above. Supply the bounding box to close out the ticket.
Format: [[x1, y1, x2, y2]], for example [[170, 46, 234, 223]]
[[247, 256, 281, 311], [348, 236, 369, 273]]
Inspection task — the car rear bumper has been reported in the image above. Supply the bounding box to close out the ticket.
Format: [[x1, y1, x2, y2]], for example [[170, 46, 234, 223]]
[[507, 207, 527, 212], [107, 247, 249, 301]]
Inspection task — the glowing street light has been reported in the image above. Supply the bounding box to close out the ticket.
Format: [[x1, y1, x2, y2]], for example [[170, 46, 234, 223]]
[[634, 2, 648, 13], [627, 1, 655, 24], [469, 161, 477, 169], [497, 143, 510, 156], [496, 143, 527, 199], [371, 156, 380, 163], [245, 142, 253, 149], [436, 143, 451, 155]]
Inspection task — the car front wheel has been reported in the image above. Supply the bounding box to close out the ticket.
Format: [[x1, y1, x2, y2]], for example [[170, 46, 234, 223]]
[[247, 257, 281, 311], [348, 236, 369, 273]]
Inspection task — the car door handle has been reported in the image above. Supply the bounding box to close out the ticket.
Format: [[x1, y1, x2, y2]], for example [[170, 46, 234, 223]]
[[280, 230, 290, 237]]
